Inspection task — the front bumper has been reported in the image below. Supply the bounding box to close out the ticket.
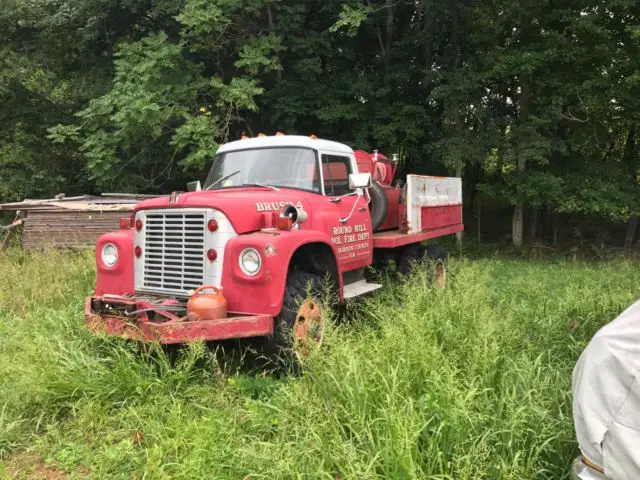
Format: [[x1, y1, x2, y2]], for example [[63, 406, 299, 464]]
[[570, 457, 608, 480], [85, 296, 274, 344]]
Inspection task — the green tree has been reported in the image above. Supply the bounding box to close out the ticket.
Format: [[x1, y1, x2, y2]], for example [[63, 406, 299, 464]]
[[48, 0, 281, 192], [1, 0, 639, 248]]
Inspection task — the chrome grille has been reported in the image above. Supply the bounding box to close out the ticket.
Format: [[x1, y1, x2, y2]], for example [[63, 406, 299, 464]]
[[142, 212, 205, 293]]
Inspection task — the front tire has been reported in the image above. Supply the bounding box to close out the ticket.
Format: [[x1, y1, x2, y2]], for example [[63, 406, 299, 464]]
[[264, 271, 327, 367]]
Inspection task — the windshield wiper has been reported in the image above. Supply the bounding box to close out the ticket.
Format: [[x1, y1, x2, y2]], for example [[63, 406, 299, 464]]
[[206, 170, 241, 190], [241, 182, 280, 191]]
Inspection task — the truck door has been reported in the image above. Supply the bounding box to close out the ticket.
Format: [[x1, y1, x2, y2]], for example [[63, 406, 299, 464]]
[[320, 153, 373, 271]]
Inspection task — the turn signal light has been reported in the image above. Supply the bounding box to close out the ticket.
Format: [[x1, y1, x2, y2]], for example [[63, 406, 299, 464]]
[[135, 246, 142, 258], [277, 216, 293, 231], [207, 219, 218, 232], [119, 218, 130, 229], [135, 219, 143, 231], [207, 249, 217, 262]]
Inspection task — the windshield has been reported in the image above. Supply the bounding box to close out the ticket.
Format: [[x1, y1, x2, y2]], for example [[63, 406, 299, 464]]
[[204, 147, 321, 192]]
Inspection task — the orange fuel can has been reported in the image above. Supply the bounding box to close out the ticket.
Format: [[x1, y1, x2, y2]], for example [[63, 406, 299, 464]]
[[187, 286, 227, 321]]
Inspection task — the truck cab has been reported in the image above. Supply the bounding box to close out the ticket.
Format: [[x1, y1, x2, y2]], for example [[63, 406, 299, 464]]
[[87, 134, 463, 358]]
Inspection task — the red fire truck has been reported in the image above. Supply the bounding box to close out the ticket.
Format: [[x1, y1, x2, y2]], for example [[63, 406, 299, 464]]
[[86, 134, 463, 357]]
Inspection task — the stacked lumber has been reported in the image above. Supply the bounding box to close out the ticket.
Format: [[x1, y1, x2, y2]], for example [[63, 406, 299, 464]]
[[21, 209, 129, 249]]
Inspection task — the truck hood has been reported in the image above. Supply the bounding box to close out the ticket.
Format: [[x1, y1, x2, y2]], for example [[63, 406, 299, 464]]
[[134, 188, 314, 234]]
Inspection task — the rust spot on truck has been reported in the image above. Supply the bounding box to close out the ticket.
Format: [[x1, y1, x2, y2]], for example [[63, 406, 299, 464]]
[[85, 296, 274, 344]]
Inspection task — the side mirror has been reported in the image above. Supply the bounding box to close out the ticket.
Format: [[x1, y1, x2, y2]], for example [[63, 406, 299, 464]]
[[187, 181, 202, 192], [349, 173, 372, 189]]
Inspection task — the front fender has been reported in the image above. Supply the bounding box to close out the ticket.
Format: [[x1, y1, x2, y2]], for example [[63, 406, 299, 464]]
[[95, 229, 135, 296], [221, 230, 341, 316]]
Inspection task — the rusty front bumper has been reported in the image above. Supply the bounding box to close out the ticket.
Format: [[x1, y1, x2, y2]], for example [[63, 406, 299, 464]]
[[85, 296, 274, 344]]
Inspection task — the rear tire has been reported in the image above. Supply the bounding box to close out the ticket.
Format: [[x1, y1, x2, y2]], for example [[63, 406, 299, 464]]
[[397, 243, 448, 288], [426, 244, 448, 289], [396, 243, 426, 276]]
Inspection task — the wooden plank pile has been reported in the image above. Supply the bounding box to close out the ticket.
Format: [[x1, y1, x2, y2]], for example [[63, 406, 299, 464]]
[[0, 194, 160, 250]]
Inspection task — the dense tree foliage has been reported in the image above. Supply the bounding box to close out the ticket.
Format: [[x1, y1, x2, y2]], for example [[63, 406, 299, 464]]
[[1, 0, 638, 246]]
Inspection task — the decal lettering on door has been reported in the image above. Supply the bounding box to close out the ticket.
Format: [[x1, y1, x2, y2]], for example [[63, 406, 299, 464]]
[[331, 223, 370, 259]]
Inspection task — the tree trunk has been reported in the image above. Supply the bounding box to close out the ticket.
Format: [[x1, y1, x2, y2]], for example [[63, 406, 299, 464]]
[[529, 207, 538, 240], [623, 127, 637, 249], [552, 212, 560, 247], [623, 126, 637, 170], [455, 146, 463, 245], [625, 215, 639, 249], [512, 74, 531, 249], [385, 0, 395, 55], [476, 196, 482, 245], [512, 205, 524, 248], [422, 0, 435, 93], [265, 4, 281, 82]]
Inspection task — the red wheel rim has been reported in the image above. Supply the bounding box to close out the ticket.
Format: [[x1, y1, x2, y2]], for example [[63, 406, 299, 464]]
[[434, 261, 447, 289], [292, 299, 324, 357]]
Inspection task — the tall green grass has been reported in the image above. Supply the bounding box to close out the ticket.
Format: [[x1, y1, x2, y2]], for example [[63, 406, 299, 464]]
[[1, 248, 639, 479]]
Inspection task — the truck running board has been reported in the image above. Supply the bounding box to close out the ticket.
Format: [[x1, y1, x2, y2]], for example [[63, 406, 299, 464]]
[[343, 280, 382, 299]]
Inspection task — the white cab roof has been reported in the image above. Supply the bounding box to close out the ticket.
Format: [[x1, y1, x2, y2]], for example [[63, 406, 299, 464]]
[[217, 135, 354, 155]]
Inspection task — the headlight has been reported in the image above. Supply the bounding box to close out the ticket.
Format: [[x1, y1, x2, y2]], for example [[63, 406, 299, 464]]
[[239, 248, 261, 276], [101, 243, 119, 268]]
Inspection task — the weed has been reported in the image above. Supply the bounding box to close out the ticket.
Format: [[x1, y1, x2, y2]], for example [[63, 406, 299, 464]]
[[0, 249, 638, 478]]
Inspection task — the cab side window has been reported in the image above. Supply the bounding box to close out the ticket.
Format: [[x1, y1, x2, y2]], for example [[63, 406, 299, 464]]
[[321, 154, 352, 196]]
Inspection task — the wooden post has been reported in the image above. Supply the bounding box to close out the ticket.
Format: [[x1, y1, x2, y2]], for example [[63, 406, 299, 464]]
[[0, 218, 23, 250], [625, 215, 638, 249]]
